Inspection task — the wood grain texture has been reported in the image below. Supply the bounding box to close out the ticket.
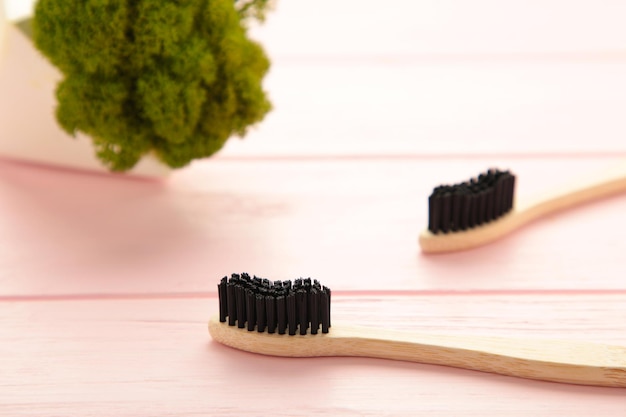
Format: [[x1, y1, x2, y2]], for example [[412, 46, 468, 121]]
[[1, 295, 626, 416], [209, 316, 626, 387]]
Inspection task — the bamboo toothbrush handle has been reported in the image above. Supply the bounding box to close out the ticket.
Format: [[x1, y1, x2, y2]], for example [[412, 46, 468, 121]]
[[518, 160, 626, 217], [335, 326, 626, 387], [209, 317, 626, 387]]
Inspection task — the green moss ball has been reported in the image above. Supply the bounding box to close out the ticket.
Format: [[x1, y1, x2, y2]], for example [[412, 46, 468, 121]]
[[33, 0, 272, 171]]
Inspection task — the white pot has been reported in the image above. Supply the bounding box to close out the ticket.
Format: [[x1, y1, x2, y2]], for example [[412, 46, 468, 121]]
[[0, 17, 170, 178], [0, 1, 6, 61]]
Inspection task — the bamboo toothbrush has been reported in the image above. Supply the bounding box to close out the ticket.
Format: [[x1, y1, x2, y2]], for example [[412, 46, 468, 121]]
[[419, 164, 626, 253], [208, 274, 626, 388]]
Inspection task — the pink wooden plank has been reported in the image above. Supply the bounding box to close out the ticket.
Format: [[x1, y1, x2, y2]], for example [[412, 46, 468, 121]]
[[1, 295, 625, 416], [1, 156, 625, 296]]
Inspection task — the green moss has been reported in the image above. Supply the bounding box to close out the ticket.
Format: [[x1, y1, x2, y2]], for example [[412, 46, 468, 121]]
[[33, 0, 272, 171], [15, 18, 35, 39]]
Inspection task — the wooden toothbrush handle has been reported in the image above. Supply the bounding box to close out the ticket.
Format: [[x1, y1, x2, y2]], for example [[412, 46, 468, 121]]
[[330, 326, 626, 387], [209, 317, 626, 387], [519, 160, 626, 217]]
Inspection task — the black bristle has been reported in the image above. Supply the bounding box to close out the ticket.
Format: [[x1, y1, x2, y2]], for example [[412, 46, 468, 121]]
[[217, 273, 332, 336], [296, 289, 308, 335], [218, 277, 228, 322], [427, 169, 516, 234], [440, 192, 451, 233], [326, 287, 331, 329], [506, 174, 516, 209], [320, 287, 330, 333], [428, 193, 441, 233], [245, 289, 256, 331], [226, 282, 237, 326], [468, 193, 478, 229], [309, 288, 320, 335], [498, 176, 508, 209], [235, 285, 246, 328], [276, 295, 287, 334], [287, 292, 297, 336], [485, 187, 495, 221], [459, 192, 471, 230], [450, 192, 462, 231], [266, 295, 277, 334], [493, 178, 504, 217], [255, 294, 266, 333], [476, 189, 487, 226]]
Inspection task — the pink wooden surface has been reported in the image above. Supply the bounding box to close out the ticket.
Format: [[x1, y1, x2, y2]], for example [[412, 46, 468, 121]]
[[2, 295, 626, 416], [1, 156, 625, 297], [2, 1, 626, 415]]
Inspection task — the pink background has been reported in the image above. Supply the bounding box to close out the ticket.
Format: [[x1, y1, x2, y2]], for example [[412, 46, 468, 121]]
[[1, 1, 626, 415]]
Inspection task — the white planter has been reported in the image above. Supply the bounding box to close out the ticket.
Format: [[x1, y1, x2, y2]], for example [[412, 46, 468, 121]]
[[0, 19, 170, 178], [0, 1, 6, 60]]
